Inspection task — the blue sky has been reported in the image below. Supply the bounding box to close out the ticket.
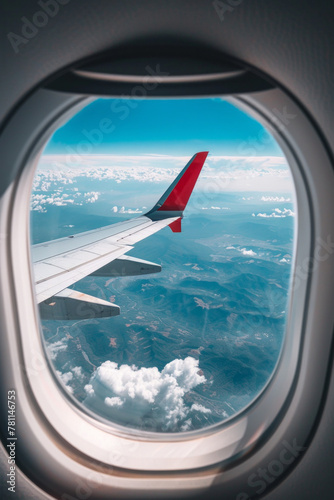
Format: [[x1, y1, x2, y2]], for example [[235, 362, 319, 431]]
[[44, 98, 283, 157]]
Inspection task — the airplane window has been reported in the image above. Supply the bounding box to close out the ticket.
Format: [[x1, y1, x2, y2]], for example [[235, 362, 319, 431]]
[[29, 97, 295, 434]]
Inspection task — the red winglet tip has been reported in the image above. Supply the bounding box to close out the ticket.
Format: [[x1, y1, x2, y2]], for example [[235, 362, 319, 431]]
[[158, 151, 208, 212], [169, 218, 182, 233]]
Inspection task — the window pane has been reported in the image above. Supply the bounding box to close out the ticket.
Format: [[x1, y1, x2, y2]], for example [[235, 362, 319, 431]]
[[30, 98, 295, 433]]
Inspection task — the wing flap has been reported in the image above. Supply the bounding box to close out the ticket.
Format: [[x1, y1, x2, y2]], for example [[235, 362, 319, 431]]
[[39, 288, 120, 320], [90, 255, 161, 277]]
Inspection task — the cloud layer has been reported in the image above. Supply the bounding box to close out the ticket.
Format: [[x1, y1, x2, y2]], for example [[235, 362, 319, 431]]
[[32, 154, 294, 196], [31, 154, 295, 213]]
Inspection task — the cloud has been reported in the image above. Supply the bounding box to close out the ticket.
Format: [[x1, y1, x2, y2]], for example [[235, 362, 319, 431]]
[[30, 192, 77, 212], [30, 189, 103, 212], [253, 208, 295, 218], [84, 191, 100, 203], [56, 370, 73, 393], [31, 154, 295, 213], [226, 246, 257, 257], [181, 419, 193, 431], [34, 154, 294, 194], [261, 196, 291, 202], [84, 357, 209, 431], [72, 366, 85, 382], [191, 403, 211, 414], [119, 206, 143, 214], [201, 206, 230, 210], [240, 248, 257, 257], [105, 396, 123, 407], [46, 337, 68, 360]]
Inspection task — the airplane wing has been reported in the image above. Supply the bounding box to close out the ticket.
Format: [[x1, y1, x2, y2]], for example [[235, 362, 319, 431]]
[[32, 151, 208, 320]]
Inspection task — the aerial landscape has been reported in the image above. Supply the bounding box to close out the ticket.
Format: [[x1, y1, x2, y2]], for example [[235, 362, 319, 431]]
[[30, 98, 295, 433]]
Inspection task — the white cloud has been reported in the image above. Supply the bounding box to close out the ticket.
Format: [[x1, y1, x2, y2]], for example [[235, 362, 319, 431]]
[[46, 338, 68, 360], [56, 370, 73, 393], [30, 188, 104, 212], [30, 192, 78, 212], [261, 196, 291, 202], [191, 403, 211, 414], [34, 154, 294, 194], [72, 366, 85, 382], [201, 206, 230, 211], [253, 208, 295, 218], [240, 248, 257, 257], [84, 357, 209, 431], [105, 396, 123, 407], [84, 191, 100, 203], [226, 246, 257, 257], [57, 370, 73, 384], [119, 207, 143, 214], [31, 154, 295, 213], [181, 419, 193, 431]]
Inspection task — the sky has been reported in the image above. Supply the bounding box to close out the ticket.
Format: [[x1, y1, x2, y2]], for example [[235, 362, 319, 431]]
[[44, 97, 283, 157], [35, 97, 295, 202]]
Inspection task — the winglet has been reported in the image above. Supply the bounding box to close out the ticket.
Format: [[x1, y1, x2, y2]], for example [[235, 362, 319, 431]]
[[146, 152, 208, 227]]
